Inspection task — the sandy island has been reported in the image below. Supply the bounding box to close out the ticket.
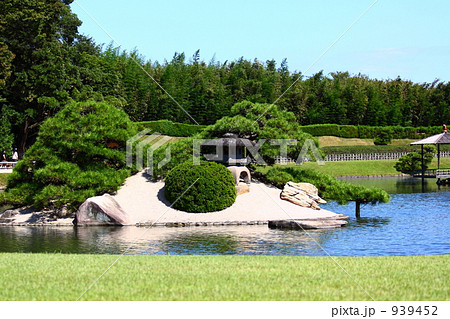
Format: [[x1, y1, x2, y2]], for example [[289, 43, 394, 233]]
[[2, 170, 346, 226], [111, 171, 343, 225]]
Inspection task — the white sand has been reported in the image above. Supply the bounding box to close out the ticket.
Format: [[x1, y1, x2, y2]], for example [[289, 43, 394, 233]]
[[112, 171, 341, 225]]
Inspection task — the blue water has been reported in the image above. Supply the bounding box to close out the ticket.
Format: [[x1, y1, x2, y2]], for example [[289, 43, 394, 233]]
[[0, 178, 449, 256]]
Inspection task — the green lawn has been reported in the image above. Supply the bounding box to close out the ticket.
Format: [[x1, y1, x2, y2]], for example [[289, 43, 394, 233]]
[[257, 158, 450, 177], [0, 174, 9, 187], [318, 136, 419, 147], [0, 254, 448, 300]]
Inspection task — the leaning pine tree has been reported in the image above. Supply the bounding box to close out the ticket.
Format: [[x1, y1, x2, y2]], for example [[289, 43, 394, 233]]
[[1, 101, 137, 214]]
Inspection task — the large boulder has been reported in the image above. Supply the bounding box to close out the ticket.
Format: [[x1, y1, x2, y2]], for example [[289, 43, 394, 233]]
[[280, 181, 327, 210], [75, 194, 130, 226]]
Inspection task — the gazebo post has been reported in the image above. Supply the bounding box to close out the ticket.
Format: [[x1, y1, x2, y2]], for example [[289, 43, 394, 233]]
[[410, 131, 450, 183], [437, 144, 441, 170], [437, 144, 441, 183], [421, 144, 424, 180]]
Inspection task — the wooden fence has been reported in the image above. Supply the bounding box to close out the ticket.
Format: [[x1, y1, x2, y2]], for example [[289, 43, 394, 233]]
[[274, 151, 450, 163]]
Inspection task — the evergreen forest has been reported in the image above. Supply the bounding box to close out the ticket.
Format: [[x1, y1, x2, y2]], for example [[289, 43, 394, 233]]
[[1, 0, 450, 155]]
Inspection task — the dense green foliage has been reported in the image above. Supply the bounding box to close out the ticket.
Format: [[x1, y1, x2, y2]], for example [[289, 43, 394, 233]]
[[262, 166, 389, 205], [1, 1, 449, 156], [135, 120, 206, 137], [0, 254, 448, 300], [164, 161, 236, 213], [77, 48, 450, 128], [373, 131, 392, 145], [394, 145, 436, 175], [300, 124, 442, 139], [0, 0, 128, 154], [203, 101, 318, 162], [1, 101, 136, 212], [151, 101, 318, 178]]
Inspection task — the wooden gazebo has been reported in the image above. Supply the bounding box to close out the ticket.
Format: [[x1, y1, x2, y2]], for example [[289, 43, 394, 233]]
[[410, 132, 450, 182]]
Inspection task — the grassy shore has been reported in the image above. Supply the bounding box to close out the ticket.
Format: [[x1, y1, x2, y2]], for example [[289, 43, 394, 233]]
[[318, 136, 419, 147], [0, 253, 447, 301], [256, 158, 450, 177], [0, 174, 9, 187]]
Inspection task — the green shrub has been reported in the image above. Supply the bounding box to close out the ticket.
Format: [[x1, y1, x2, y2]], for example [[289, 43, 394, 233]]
[[207, 101, 320, 164], [150, 135, 200, 178], [1, 101, 137, 211], [265, 169, 294, 188], [164, 161, 236, 213], [394, 145, 436, 175], [151, 101, 321, 179], [373, 130, 393, 145], [135, 120, 206, 137], [264, 166, 389, 205]]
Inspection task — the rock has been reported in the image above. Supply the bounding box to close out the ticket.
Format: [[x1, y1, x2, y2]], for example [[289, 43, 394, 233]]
[[55, 205, 71, 218], [280, 181, 327, 210], [235, 183, 250, 195], [268, 218, 348, 230], [0, 209, 18, 219], [75, 194, 130, 226]]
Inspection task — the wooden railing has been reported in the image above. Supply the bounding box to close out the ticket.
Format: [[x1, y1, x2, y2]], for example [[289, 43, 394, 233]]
[[412, 168, 450, 178], [437, 169, 450, 178], [0, 161, 17, 169], [274, 151, 450, 163], [413, 169, 437, 178]]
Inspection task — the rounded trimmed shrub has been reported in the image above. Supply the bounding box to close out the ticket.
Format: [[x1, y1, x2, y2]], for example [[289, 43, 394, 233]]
[[164, 161, 236, 213]]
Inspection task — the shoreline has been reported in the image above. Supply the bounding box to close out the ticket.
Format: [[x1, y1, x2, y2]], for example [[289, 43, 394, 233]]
[[1, 171, 348, 227]]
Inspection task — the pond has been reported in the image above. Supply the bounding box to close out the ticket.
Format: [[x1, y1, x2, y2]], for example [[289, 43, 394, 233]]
[[0, 177, 449, 256]]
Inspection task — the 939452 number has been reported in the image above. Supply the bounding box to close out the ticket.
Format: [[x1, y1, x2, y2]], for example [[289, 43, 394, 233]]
[[392, 306, 438, 316]]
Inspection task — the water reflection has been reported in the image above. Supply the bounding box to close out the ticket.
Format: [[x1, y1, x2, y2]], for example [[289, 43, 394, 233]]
[[342, 176, 450, 194], [0, 225, 344, 256], [159, 233, 239, 255], [348, 217, 390, 228], [0, 178, 449, 256]]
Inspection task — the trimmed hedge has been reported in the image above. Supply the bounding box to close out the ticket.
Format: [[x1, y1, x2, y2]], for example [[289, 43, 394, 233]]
[[135, 120, 206, 137], [164, 161, 236, 213], [300, 124, 442, 139], [135, 121, 443, 140], [299, 124, 358, 138]]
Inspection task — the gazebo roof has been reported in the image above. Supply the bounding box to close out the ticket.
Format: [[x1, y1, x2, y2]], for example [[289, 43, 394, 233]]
[[410, 132, 450, 145]]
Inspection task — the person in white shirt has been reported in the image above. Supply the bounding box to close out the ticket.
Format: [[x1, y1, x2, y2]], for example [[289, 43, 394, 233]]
[[12, 148, 18, 162]]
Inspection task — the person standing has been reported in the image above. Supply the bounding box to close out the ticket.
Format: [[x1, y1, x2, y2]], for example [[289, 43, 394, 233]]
[[12, 148, 18, 162], [1, 149, 7, 162]]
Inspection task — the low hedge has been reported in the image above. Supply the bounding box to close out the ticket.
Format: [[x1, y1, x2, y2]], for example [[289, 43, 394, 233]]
[[299, 124, 358, 138], [300, 124, 442, 139], [164, 161, 236, 213], [135, 120, 206, 137]]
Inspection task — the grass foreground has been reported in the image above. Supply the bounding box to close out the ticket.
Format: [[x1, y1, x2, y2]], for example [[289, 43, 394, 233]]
[[0, 253, 448, 301]]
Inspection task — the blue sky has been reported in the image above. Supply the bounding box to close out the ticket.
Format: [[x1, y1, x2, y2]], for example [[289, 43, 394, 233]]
[[71, 0, 449, 83]]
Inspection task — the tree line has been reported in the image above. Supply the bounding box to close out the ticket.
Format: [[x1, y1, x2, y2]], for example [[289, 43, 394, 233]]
[[1, 0, 449, 155]]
